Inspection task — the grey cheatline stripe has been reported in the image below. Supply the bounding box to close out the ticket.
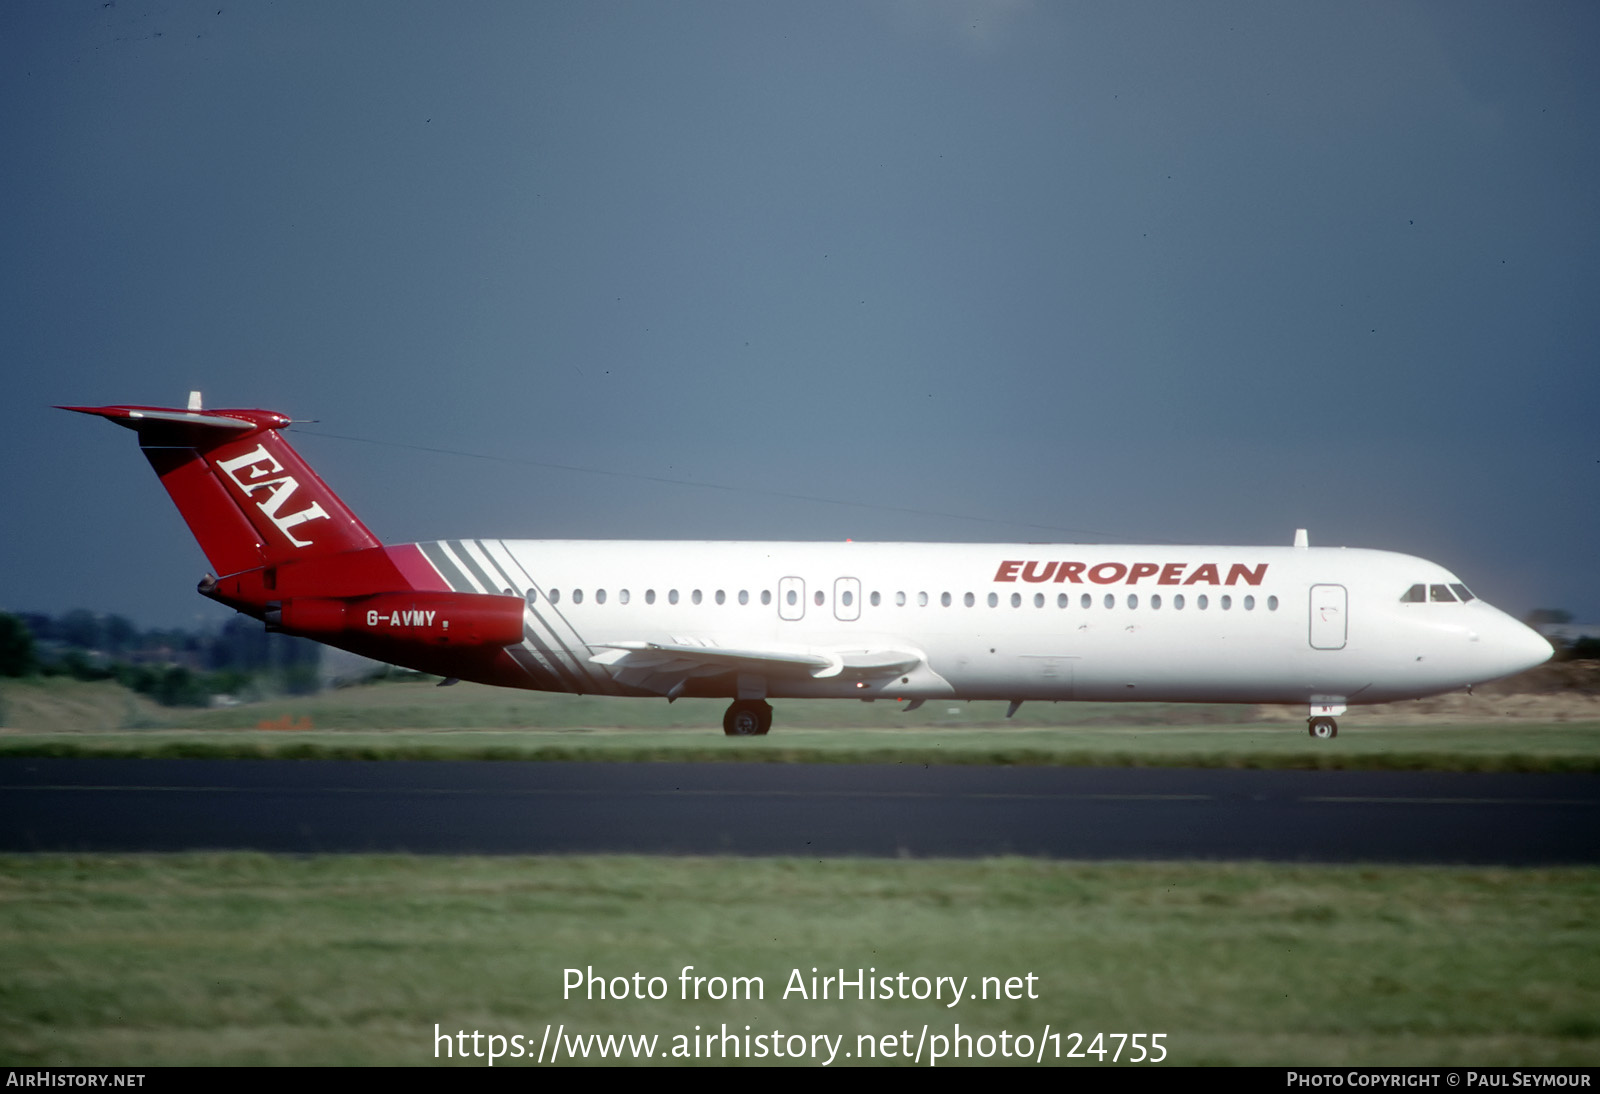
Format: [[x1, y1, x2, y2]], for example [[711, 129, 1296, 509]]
[[443, 539, 502, 596], [517, 618, 592, 694], [483, 539, 622, 696], [502, 644, 567, 691], [419, 541, 473, 594], [424, 539, 584, 692], [448, 539, 589, 694], [407, 542, 451, 589], [457, 538, 521, 595], [471, 539, 615, 695]]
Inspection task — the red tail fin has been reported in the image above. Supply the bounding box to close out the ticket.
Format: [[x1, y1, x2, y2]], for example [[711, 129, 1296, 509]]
[[63, 396, 534, 689], [59, 398, 380, 577]]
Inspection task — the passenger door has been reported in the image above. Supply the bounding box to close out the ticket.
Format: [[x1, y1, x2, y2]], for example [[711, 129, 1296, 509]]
[[1309, 584, 1347, 650]]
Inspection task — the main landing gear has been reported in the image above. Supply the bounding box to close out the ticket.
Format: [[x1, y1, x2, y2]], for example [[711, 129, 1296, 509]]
[[723, 699, 773, 736], [1307, 716, 1338, 739]]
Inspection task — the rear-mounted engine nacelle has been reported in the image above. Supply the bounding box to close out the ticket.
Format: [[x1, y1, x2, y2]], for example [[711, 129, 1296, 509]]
[[265, 592, 525, 648]]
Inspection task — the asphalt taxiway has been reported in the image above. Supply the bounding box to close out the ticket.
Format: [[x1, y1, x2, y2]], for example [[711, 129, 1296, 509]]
[[2, 758, 1595, 863]]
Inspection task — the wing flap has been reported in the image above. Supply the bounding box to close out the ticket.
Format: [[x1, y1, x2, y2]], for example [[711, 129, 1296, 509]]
[[590, 641, 833, 674], [588, 641, 924, 694]]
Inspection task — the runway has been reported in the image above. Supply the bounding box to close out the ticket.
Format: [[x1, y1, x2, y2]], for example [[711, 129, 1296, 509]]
[[3, 758, 1596, 863]]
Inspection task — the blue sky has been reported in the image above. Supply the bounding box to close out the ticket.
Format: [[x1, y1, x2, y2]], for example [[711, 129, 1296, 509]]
[[2, 1, 1596, 628]]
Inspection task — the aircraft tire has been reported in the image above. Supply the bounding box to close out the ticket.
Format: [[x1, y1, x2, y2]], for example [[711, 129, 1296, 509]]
[[1308, 717, 1338, 740], [723, 700, 773, 736]]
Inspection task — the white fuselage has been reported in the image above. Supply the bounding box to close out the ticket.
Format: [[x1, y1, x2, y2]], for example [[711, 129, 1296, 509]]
[[410, 539, 1552, 707]]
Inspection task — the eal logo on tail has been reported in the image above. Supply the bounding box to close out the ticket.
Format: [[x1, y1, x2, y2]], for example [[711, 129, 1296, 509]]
[[214, 444, 331, 547]]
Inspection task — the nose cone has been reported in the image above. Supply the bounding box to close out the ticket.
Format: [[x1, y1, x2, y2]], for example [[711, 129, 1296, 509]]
[[1486, 615, 1554, 681]]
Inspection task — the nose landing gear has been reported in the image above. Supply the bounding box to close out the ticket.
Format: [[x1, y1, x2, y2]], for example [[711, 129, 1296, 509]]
[[723, 699, 773, 736], [1307, 698, 1346, 741]]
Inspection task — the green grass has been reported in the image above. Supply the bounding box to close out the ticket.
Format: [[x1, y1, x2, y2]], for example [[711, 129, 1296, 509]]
[[4, 677, 1599, 770], [0, 676, 1400, 732], [0, 855, 1595, 1066], [5, 724, 1600, 772]]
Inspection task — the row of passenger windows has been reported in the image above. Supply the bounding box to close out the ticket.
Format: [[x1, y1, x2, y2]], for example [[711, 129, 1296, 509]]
[[1399, 583, 1476, 604], [530, 587, 1281, 612], [536, 588, 767, 606]]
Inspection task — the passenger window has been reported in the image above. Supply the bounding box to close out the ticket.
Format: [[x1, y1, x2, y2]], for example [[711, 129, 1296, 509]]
[[870, 591, 880, 607], [1430, 584, 1457, 602], [918, 592, 929, 607], [963, 592, 974, 607], [595, 589, 606, 605], [1103, 594, 1114, 609], [1010, 592, 1021, 608], [645, 589, 655, 604], [1267, 595, 1277, 611], [896, 591, 906, 607], [1034, 593, 1045, 608], [1057, 593, 1068, 608], [940, 592, 952, 607], [842, 590, 854, 607], [573, 589, 584, 604], [1151, 594, 1161, 609], [786, 590, 797, 606], [619, 589, 629, 605], [1174, 594, 1185, 610], [1081, 593, 1092, 609], [761, 590, 772, 605], [525, 588, 538, 606], [692, 590, 703, 605], [739, 590, 749, 605], [1198, 595, 1208, 610], [1244, 595, 1254, 610], [1221, 595, 1232, 610], [815, 590, 825, 606], [669, 590, 679, 605], [1450, 584, 1476, 602], [1128, 594, 1138, 609], [549, 589, 561, 604], [987, 592, 999, 607], [1400, 584, 1426, 603]]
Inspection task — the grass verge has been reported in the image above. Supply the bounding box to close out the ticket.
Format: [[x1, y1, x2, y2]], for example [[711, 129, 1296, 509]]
[[4, 678, 1599, 771], [0, 854, 1595, 1066], [4, 724, 1600, 771]]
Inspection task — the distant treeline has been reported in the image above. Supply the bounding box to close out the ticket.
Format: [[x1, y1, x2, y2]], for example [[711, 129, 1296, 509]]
[[0, 609, 321, 706], [1525, 610, 1600, 661], [1553, 636, 1600, 661]]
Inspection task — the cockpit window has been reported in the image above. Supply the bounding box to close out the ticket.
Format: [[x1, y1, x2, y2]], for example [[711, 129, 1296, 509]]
[[1400, 584, 1426, 603], [1450, 583, 1476, 602], [1430, 584, 1458, 603]]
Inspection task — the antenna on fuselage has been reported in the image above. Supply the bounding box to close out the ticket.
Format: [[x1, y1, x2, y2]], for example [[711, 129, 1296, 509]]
[[1294, 528, 1309, 548]]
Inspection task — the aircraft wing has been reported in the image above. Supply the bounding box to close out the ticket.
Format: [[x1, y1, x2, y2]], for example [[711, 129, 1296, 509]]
[[588, 640, 923, 696]]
